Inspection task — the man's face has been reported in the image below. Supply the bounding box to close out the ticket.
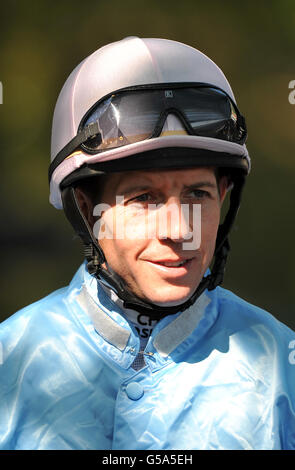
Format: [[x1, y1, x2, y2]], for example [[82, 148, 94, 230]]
[[78, 167, 227, 307]]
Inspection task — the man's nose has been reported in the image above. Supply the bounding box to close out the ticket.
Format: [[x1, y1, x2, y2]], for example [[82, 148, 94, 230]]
[[157, 198, 192, 242]]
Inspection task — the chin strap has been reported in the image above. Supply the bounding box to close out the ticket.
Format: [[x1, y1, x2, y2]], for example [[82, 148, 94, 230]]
[[61, 173, 244, 320]]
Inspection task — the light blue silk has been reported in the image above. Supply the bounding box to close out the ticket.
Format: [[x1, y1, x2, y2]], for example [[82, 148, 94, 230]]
[[1, 263, 295, 450]]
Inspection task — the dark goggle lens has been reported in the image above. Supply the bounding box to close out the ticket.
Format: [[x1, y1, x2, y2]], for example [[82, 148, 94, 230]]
[[81, 86, 246, 152]]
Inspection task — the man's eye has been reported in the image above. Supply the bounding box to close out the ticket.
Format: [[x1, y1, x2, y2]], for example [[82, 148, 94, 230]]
[[188, 189, 210, 199], [129, 193, 154, 203], [136, 193, 151, 202]]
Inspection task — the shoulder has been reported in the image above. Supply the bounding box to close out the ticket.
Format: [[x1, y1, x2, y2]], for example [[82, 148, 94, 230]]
[[217, 286, 293, 332], [212, 287, 295, 449], [1, 285, 68, 324], [213, 285, 295, 356], [0, 286, 68, 351], [0, 264, 87, 347]]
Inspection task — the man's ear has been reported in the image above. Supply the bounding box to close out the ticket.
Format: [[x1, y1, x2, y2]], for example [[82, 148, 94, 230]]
[[219, 176, 229, 206], [75, 188, 95, 226]]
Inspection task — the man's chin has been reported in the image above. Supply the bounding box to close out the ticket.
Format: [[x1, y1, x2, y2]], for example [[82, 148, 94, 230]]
[[146, 288, 197, 308]]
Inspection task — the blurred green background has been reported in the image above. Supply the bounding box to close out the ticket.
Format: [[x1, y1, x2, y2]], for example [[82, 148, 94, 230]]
[[0, 0, 294, 328]]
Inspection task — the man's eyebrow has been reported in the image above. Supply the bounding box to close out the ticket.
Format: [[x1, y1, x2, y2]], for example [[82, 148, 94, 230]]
[[117, 181, 218, 195], [116, 184, 152, 197], [183, 181, 217, 190], [116, 180, 218, 196]]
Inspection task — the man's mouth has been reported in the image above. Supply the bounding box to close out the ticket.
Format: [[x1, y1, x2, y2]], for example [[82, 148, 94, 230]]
[[137, 253, 199, 282], [155, 260, 188, 267], [145, 258, 194, 277]]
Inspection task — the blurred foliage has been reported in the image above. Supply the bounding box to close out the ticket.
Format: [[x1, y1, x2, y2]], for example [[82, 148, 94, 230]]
[[0, 0, 294, 328]]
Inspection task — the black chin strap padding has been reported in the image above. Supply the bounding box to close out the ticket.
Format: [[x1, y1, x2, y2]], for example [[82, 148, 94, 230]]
[[207, 174, 245, 292], [61, 186, 105, 270], [208, 238, 230, 291], [216, 174, 246, 252]]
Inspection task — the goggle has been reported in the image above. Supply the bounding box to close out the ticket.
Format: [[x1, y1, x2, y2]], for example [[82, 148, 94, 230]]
[[49, 83, 247, 180]]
